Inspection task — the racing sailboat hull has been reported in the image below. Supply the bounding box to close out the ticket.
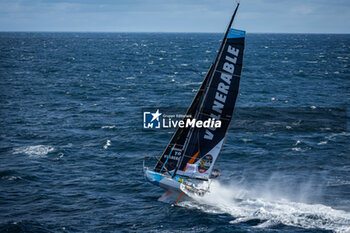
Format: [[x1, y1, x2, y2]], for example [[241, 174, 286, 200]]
[[144, 167, 211, 201], [144, 170, 181, 193]]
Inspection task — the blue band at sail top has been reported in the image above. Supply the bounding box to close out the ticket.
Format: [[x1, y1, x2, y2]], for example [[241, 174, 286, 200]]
[[227, 28, 246, 39]]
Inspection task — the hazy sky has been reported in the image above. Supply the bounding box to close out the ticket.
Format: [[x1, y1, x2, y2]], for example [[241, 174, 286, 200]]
[[0, 0, 349, 33]]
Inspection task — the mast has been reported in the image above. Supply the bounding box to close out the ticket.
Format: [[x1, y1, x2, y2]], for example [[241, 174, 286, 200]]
[[213, 3, 240, 66]]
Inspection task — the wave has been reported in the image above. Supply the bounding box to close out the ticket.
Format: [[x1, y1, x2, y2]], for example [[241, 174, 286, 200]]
[[1, 175, 22, 181], [13, 145, 54, 158], [0, 170, 23, 181], [0, 221, 52, 233], [180, 181, 350, 233], [101, 125, 116, 129], [103, 140, 111, 149]]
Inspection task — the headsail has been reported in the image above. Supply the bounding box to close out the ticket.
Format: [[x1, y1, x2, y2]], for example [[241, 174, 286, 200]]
[[154, 3, 245, 180], [154, 64, 214, 173]]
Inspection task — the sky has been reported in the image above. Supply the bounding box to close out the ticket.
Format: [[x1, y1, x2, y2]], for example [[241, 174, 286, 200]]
[[0, 0, 349, 33]]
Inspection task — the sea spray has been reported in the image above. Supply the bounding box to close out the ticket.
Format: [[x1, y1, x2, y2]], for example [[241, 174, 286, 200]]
[[180, 180, 350, 233]]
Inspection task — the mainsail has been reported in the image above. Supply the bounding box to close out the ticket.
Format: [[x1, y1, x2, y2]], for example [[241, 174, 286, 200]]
[[154, 4, 245, 180]]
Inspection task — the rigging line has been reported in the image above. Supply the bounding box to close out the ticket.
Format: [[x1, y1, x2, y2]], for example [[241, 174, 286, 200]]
[[154, 156, 172, 176], [154, 128, 183, 171], [160, 144, 175, 173]]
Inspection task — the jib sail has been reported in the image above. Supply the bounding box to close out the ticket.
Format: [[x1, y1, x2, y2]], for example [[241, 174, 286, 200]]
[[154, 3, 245, 180], [154, 64, 214, 173]]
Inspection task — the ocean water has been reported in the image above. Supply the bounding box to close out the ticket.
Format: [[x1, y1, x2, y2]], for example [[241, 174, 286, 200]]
[[0, 32, 349, 232]]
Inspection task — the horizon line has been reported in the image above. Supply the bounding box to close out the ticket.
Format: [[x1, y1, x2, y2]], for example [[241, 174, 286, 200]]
[[1, 31, 350, 35]]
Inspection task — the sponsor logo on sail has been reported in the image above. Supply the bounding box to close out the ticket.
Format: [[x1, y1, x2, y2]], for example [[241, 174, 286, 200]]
[[198, 154, 213, 173], [204, 45, 240, 140]]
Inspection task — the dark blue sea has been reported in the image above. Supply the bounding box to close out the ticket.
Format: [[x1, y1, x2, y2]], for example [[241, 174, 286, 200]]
[[0, 32, 349, 232]]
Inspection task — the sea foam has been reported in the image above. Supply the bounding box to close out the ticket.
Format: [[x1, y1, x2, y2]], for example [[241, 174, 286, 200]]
[[13, 145, 54, 158], [180, 181, 350, 233]]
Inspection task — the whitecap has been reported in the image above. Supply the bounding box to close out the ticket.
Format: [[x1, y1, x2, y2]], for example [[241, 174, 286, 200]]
[[292, 147, 302, 152], [294, 140, 301, 145], [337, 56, 348, 60], [1, 176, 22, 181], [54, 153, 64, 161], [101, 125, 116, 129], [13, 145, 54, 158], [254, 219, 280, 228], [241, 138, 252, 143], [325, 132, 350, 141], [103, 140, 111, 149]]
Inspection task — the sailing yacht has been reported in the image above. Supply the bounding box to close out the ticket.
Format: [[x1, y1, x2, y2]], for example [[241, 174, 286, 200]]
[[143, 3, 245, 203]]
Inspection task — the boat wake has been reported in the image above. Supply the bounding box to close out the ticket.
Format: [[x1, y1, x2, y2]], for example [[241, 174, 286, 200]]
[[179, 181, 350, 233]]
